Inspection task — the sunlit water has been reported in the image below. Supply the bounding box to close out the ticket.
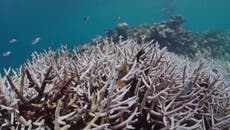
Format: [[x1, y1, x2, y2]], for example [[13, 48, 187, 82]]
[[0, 0, 230, 74]]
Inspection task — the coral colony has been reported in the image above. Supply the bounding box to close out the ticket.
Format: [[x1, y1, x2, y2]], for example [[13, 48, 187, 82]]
[[0, 16, 230, 130], [0, 36, 230, 130]]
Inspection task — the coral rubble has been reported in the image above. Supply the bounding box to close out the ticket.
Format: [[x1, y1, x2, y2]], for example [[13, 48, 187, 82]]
[[0, 39, 230, 130]]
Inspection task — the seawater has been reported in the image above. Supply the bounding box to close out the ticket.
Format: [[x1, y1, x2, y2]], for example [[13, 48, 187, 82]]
[[0, 0, 230, 74]]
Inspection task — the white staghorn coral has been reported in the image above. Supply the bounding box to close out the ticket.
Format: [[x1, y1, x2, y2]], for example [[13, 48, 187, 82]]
[[0, 38, 230, 129]]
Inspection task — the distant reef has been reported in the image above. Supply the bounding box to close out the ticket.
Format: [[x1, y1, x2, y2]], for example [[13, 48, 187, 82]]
[[0, 16, 230, 129], [103, 16, 230, 74]]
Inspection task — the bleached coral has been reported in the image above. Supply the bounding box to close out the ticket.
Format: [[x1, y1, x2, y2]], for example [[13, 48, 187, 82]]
[[0, 38, 229, 129]]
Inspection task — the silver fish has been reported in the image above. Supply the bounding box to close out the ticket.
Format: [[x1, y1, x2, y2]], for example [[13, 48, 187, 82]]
[[9, 38, 17, 43], [32, 37, 41, 45], [2, 51, 11, 57]]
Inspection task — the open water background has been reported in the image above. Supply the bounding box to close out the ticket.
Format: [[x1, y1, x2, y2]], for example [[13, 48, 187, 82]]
[[0, 0, 230, 74]]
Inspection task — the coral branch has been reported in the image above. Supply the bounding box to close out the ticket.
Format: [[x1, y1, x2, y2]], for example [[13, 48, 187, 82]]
[[6, 75, 29, 104]]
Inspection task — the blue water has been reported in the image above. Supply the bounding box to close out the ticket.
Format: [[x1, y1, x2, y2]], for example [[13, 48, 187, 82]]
[[0, 0, 230, 74]]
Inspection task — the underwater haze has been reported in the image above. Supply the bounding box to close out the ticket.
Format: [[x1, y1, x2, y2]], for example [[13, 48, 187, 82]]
[[0, 0, 230, 73]]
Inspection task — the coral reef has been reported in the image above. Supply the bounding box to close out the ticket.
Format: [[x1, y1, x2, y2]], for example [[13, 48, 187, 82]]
[[111, 16, 197, 56], [106, 16, 230, 76], [194, 30, 230, 59], [0, 39, 230, 130], [109, 16, 230, 61], [115, 23, 129, 40], [192, 30, 230, 76]]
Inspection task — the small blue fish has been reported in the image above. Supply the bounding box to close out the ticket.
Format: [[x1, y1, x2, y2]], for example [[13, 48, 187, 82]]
[[84, 16, 90, 22], [115, 16, 120, 22]]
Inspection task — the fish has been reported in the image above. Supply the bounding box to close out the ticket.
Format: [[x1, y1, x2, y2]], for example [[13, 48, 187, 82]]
[[115, 16, 120, 22], [84, 16, 90, 22], [2, 51, 11, 57], [32, 37, 41, 45], [96, 35, 102, 41], [117, 64, 130, 79], [104, 29, 115, 37], [9, 38, 17, 43], [160, 0, 176, 19], [91, 35, 102, 43], [117, 80, 126, 88]]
